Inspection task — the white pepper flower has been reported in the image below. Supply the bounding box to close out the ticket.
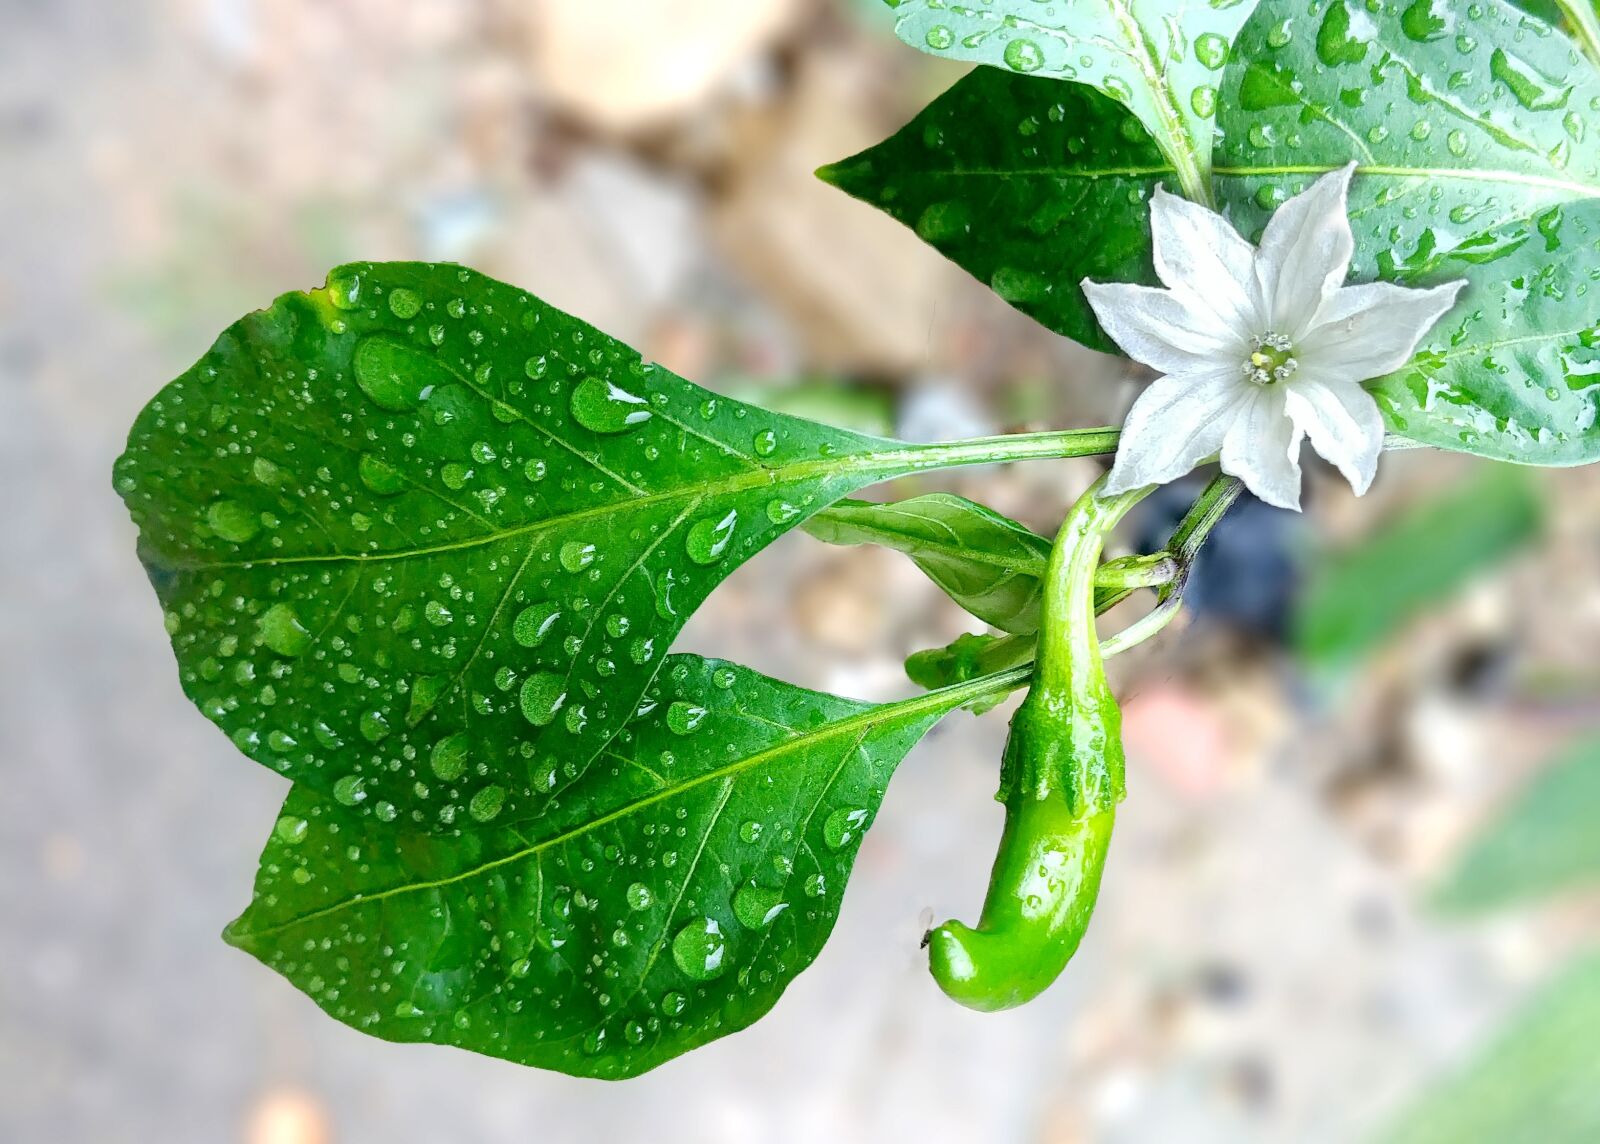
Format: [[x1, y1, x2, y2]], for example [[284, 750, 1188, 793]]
[[1083, 164, 1465, 510]]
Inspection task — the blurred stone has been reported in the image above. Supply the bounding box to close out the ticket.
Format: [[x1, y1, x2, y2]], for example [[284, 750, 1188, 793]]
[[711, 52, 968, 371], [528, 0, 799, 132]]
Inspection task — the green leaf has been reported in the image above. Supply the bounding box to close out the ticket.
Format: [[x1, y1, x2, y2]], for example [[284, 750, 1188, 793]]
[[1295, 464, 1542, 668], [1431, 733, 1600, 913], [114, 262, 1106, 833], [882, 0, 1260, 201], [1380, 952, 1600, 1144], [1217, 0, 1600, 258], [225, 655, 1020, 1078], [1215, 0, 1600, 464], [806, 494, 1053, 633], [818, 69, 1168, 351], [1365, 201, 1600, 463]]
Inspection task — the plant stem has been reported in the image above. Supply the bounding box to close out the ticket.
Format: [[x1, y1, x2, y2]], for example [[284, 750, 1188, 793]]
[[1035, 477, 1153, 700], [1169, 474, 1243, 566], [938, 472, 1243, 709], [1097, 552, 1177, 592], [896, 427, 1120, 470]]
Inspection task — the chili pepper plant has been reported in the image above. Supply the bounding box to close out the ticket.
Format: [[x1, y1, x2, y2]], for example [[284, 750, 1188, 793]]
[[113, 0, 1600, 1077]]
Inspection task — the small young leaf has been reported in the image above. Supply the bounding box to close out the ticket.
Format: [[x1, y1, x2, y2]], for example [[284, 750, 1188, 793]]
[[906, 632, 1036, 715], [1380, 952, 1600, 1144], [806, 494, 1052, 632], [113, 263, 1042, 833], [882, 0, 1259, 198], [1431, 734, 1600, 914], [818, 69, 1166, 351], [1295, 465, 1542, 669], [225, 655, 1013, 1078]]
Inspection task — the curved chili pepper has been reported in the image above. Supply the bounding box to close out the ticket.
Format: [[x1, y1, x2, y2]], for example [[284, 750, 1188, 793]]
[[927, 478, 1144, 1012]]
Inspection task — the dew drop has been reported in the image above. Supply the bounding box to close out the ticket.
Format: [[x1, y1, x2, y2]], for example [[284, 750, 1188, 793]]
[[559, 540, 597, 573], [430, 732, 470, 780], [359, 710, 391, 743], [353, 336, 440, 412], [666, 701, 708, 735], [752, 428, 778, 457], [569, 377, 652, 434], [823, 807, 871, 850], [519, 672, 568, 726], [685, 510, 737, 565], [327, 270, 361, 310], [469, 784, 506, 822], [626, 882, 654, 911], [387, 287, 423, 319], [765, 500, 800, 525], [251, 457, 286, 487], [358, 452, 408, 496], [1003, 38, 1044, 73], [333, 774, 367, 806], [274, 815, 309, 845], [733, 884, 789, 930], [512, 601, 562, 647], [207, 499, 259, 544], [258, 603, 312, 657], [671, 917, 727, 981], [1194, 31, 1230, 70]]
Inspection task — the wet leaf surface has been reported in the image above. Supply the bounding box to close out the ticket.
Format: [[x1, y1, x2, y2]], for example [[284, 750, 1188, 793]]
[[114, 263, 1001, 833], [883, 0, 1260, 197], [226, 655, 1002, 1078]]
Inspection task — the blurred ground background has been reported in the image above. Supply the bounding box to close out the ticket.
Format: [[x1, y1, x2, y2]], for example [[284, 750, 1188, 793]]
[[3, 1, 1600, 1141]]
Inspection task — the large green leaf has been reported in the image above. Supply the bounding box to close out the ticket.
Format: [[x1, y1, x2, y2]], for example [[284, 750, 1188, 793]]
[[1363, 201, 1600, 463], [1215, 0, 1600, 464], [817, 70, 1167, 352], [806, 493, 1053, 633], [1380, 952, 1600, 1144], [838, 2, 1600, 465], [883, 0, 1260, 200], [1295, 464, 1542, 668], [114, 263, 1102, 833], [225, 655, 1020, 1078], [1431, 733, 1600, 913], [1215, 0, 1600, 259]]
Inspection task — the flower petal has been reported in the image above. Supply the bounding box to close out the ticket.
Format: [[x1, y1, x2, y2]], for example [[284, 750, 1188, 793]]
[[1148, 186, 1261, 333], [1284, 375, 1385, 495], [1220, 386, 1304, 511], [1082, 281, 1249, 375], [1105, 368, 1247, 494], [1298, 279, 1466, 383], [1254, 164, 1357, 336]]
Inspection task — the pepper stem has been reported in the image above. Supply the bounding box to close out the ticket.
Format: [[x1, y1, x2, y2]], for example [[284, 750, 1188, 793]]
[[1001, 476, 1151, 813]]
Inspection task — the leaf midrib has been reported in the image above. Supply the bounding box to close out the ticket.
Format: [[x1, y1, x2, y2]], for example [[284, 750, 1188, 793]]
[[152, 444, 926, 573], [895, 162, 1600, 201], [227, 665, 1025, 943]]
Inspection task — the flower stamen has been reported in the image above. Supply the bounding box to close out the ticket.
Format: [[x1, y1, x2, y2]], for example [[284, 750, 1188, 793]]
[[1242, 332, 1298, 385]]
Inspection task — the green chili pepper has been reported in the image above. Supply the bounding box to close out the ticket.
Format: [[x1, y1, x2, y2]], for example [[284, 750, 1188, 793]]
[[928, 478, 1146, 1012]]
